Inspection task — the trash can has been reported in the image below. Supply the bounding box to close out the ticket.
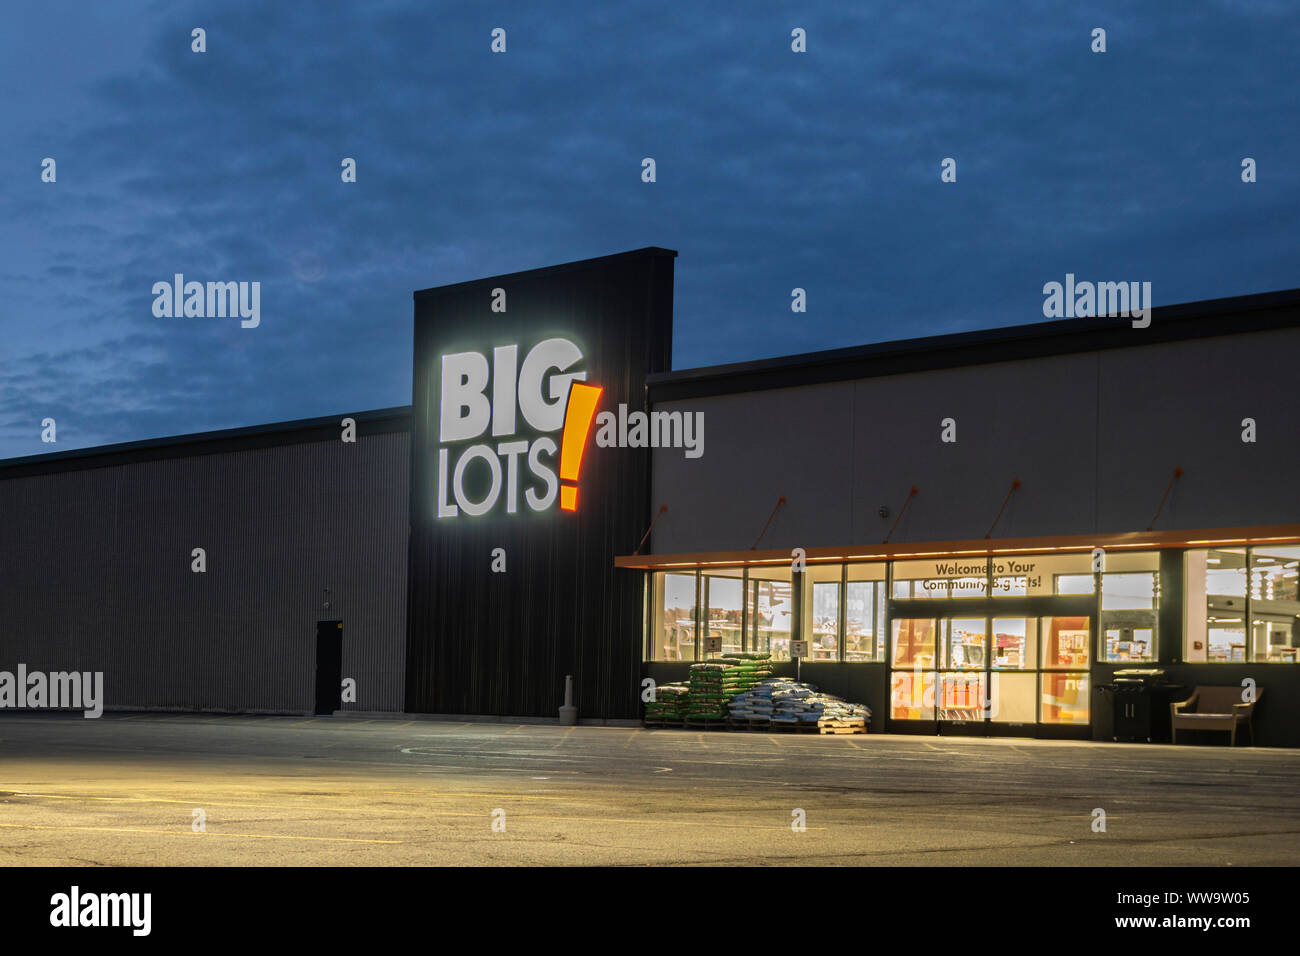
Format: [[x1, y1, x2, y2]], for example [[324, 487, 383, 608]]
[[1099, 669, 1184, 743]]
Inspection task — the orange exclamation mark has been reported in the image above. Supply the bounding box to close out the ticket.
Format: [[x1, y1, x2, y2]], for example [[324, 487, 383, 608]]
[[559, 382, 602, 511]]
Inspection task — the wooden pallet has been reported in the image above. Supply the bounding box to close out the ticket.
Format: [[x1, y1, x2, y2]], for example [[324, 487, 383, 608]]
[[771, 719, 868, 734], [647, 717, 863, 734], [684, 717, 729, 730], [769, 720, 810, 733]]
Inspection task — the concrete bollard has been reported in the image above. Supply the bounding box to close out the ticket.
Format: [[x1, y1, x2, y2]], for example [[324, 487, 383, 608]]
[[558, 674, 578, 725]]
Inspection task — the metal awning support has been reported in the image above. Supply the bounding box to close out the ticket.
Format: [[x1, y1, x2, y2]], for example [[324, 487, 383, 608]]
[[883, 486, 919, 544], [751, 495, 787, 550], [985, 478, 1022, 539], [633, 504, 668, 555], [1147, 467, 1184, 531]]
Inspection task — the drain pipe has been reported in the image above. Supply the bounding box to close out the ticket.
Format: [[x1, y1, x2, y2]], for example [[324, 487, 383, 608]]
[[558, 675, 578, 725]]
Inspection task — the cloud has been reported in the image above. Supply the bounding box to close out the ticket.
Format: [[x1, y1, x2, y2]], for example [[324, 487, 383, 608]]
[[0, 0, 1296, 457]]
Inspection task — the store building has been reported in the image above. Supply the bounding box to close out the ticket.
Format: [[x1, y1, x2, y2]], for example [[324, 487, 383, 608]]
[[2, 248, 1298, 744], [630, 280, 1300, 745], [0, 407, 411, 714]]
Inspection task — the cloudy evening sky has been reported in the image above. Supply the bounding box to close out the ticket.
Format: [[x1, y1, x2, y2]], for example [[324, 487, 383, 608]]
[[1, 1, 1296, 458]]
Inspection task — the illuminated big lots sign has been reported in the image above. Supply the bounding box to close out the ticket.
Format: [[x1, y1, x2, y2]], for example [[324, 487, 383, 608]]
[[406, 246, 676, 720], [436, 337, 603, 517]]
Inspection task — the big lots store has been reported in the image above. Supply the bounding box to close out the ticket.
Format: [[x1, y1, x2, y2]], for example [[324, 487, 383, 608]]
[[2, 248, 1298, 745]]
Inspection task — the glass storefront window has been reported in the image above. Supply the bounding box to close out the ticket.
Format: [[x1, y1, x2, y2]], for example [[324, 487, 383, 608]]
[[750, 566, 794, 661], [938, 672, 986, 721], [811, 581, 839, 655], [991, 617, 1037, 670], [1103, 572, 1156, 609], [1209, 548, 1249, 597], [653, 572, 698, 662], [795, 563, 887, 663], [1185, 547, 1296, 663], [891, 618, 936, 669], [887, 552, 1098, 727], [1207, 619, 1246, 661], [1197, 547, 1248, 661], [988, 671, 1036, 723], [807, 565, 841, 662], [1056, 574, 1095, 595], [1042, 617, 1090, 669], [1105, 626, 1155, 662], [846, 563, 886, 661], [645, 542, 1300, 731], [1101, 552, 1159, 663], [890, 671, 935, 721], [1249, 546, 1300, 663], [1252, 546, 1300, 602], [845, 582, 875, 660], [940, 618, 986, 670], [702, 570, 744, 659], [890, 614, 1089, 724], [1041, 673, 1090, 724]]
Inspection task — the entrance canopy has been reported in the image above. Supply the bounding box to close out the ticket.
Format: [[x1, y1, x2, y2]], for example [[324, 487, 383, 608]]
[[615, 523, 1300, 570]]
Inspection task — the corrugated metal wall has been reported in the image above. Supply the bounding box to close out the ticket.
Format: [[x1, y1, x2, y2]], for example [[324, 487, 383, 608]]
[[649, 326, 1300, 553], [406, 250, 675, 720], [0, 432, 409, 714]]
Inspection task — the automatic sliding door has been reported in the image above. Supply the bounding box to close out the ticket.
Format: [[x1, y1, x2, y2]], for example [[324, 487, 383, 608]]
[[937, 618, 988, 728], [1041, 616, 1091, 724], [989, 618, 1038, 727], [889, 618, 936, 724]]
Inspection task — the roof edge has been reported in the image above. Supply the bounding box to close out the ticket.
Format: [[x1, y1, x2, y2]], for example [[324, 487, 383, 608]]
[[0, 405, 412, 479], [649, 286, 1300, 401], [413, 246, 677, 299]]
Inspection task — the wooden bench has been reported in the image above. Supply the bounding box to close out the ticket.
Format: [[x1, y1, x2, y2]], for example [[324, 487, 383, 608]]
[[1171, 686, 1261, 746]]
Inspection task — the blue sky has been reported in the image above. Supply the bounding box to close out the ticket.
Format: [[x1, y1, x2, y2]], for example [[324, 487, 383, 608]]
[[1, 1, 1295, 457]]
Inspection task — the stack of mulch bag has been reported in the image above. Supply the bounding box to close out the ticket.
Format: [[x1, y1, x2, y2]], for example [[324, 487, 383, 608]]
[[686, 654, 773, 719], [729, 678, 871, 731], [643, 682, 690, 722], [726, 682, 772, 722]]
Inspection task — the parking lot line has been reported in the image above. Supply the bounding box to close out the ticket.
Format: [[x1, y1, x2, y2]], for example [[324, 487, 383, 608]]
[[0, 822, 402, 844]]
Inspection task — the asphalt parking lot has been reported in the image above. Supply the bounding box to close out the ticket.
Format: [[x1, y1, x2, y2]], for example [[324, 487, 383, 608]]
[[1, 713, 1298, 866]]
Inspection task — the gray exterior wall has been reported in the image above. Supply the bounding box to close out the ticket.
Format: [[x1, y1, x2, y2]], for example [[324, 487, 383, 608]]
[[648, 327, 1300, 553], [0, 432, 409, 715]]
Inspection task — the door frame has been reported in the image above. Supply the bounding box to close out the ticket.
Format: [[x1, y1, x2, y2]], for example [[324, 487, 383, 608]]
[[885, 594, 1096, 738], [314, 619, 343, 716]]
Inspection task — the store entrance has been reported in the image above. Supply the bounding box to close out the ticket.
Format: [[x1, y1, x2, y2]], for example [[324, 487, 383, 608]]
[[887, 605, 1094, 738]]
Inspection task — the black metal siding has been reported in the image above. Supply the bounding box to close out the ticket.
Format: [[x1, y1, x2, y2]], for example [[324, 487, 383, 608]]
[[405, 249, 675, 719], [0, 431, 409, 714]]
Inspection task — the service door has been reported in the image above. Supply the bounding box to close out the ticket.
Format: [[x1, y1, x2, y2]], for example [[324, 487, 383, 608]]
[[314, 621, 343, 715]]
